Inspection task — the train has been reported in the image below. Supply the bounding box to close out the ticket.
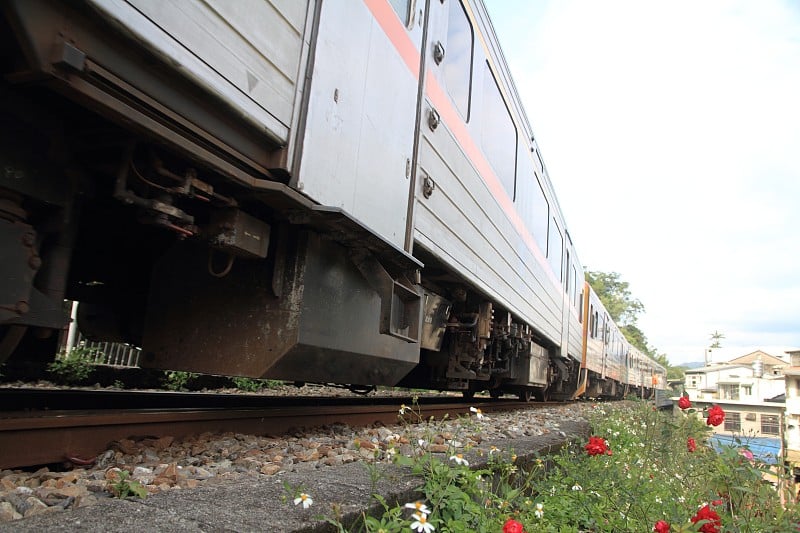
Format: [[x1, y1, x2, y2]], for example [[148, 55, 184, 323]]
[[0, 0, 665, 400]]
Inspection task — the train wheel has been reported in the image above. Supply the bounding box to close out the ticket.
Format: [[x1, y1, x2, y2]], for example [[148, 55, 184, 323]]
[[518, 389, 532, 402], [0, 325, 27, 366], [533, 388, 549, 402], [489, 389, 502, 399], [461, 390, 475, 400]]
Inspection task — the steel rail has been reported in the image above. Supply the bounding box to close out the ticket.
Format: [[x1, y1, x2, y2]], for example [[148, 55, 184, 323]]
[[0, 397, 550, 469]]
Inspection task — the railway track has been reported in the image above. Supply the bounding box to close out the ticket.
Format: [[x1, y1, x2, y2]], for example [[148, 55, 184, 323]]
[[0, 388, 555, 469]]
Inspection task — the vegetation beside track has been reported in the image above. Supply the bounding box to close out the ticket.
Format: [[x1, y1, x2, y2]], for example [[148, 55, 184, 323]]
[[321, 400, 797, 532]]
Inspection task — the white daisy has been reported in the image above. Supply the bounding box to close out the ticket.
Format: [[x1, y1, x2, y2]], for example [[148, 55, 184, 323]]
[[404, 501, 431, 515], [410, 512, 435, 532], [293, 493, 313, 509], [450, 453, 469, 466], [469, 406, 486, 420]]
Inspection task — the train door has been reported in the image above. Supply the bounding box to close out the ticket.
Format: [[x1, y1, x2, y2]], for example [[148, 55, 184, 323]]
[[602, 314, 609, 378], [296, 0, 425, 249], [559, 249, 571, 358]]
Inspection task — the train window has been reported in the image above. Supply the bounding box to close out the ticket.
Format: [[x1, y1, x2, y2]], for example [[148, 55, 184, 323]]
[[388, 0, 412, 26], [481, 63, 517, 198], [534, 149, 545, 175], [571, 264, 578, 306], [547, 218, 562, 279], [514, 153, 549, 254], [443, 0, 473, 120]]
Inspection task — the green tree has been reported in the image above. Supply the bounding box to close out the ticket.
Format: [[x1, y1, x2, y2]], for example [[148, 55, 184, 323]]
[[668, 365, 687, 381], [620, 323, 654, 356], [587, 270, 677, 373], [585, 270, 644, 326], [653, 352, 669, 368]]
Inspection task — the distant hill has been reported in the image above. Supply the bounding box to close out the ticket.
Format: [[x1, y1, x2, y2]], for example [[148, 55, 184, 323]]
[[677, 362, 706, 369]]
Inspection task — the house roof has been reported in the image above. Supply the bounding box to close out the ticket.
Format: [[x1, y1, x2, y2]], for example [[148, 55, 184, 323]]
[[705, 346, 796, 363], [685, 364, 750, 374], [728, 350, 788, 367]]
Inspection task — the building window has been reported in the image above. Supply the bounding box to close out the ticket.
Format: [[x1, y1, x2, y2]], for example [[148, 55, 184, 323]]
[[688, 375, 698, 388], [761, 414, 780, 435], [724, 412, 741, 432], [721, 384, 739, 400], [741, 385, 752, 396]]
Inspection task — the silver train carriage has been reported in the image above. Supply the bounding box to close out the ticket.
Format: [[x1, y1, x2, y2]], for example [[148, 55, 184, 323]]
[[0, 0, 664, 400]]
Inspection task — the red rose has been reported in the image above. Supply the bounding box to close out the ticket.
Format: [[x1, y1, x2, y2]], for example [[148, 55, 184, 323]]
[[653, 520, 670, 533], [687, 437, 697, 452], [691, 504, 721, 533], [706, 405, 725, 427], [503, 518, 525, 533], [678, 396, 691, 409], [584, 436, 612, 456]]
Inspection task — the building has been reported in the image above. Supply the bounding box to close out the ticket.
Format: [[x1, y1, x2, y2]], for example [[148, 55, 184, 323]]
[[679, 349, 787, 442], [783, 349, 800, 466]]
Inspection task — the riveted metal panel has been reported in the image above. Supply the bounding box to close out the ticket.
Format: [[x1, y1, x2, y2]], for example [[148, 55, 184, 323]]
[[413, 132, 562, 346], [87, 0, 312, 145]]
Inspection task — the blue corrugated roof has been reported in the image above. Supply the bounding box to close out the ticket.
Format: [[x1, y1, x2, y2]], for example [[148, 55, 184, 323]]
[[709, 434, 781, 464]]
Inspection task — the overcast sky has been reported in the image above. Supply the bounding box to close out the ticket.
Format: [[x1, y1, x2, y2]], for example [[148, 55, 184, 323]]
[[484, 0, 800, 365]]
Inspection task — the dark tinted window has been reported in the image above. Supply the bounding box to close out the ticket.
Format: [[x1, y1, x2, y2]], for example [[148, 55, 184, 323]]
[[443, 1, 473, 120], [481, 63, 517, 198]]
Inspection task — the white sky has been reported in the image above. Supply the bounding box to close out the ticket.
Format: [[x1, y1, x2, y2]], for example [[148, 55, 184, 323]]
[[484, 0, 800, 365]]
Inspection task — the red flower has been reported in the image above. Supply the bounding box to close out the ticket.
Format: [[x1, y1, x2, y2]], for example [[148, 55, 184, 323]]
[[503, 518, 525, 533], [678, 396, 691, 409], [653, 520, 670, 533], [584, 436, 612, 456], [687, 437, 697, 452], [706, 405, 725, 427], [691, 504, 721, 533]]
